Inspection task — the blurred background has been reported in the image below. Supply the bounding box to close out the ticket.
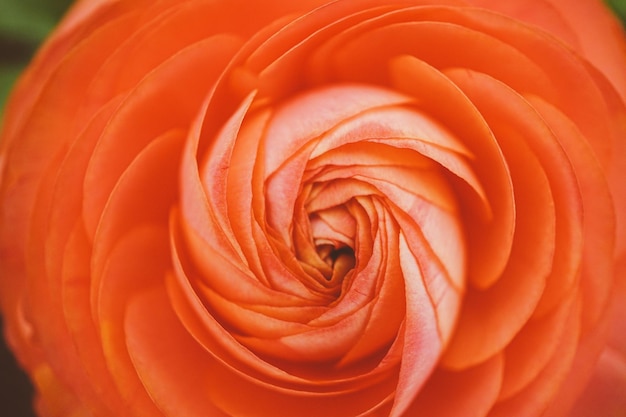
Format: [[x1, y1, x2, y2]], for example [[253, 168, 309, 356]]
[[1, 0, 73, 112], [1, 0, 74, 412], [0, 0, 625, 416]]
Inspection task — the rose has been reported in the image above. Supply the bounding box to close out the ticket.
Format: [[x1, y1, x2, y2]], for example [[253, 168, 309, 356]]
[[1, 0, 625, 416]]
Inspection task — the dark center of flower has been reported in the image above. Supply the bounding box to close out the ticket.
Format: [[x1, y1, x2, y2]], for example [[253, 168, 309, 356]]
[[315, 243, 356, 281]]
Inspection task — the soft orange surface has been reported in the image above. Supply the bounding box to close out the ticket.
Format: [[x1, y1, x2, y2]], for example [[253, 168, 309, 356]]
[[0, 0, 624, 416]]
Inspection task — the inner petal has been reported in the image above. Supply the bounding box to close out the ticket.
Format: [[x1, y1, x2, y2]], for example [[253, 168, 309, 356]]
[[310, 205, 356, 248], [315, 243, 356, 281]]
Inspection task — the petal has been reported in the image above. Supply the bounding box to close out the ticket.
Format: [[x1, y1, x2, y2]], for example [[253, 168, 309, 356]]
[[406, 354, 504, 417], [84, 34, 242, 238]]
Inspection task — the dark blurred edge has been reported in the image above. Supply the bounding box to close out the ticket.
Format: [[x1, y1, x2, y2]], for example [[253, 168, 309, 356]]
[[0, 1, 626, 417], [0, 318, 36, 417], [1, 0, 73, 415]]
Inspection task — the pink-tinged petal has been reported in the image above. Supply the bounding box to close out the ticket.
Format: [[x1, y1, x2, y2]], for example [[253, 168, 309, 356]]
[[310, 206, 356, 247], [388, 55, 513, 290], [262, 139, 318, 245], [356, 175, 465, 295], [261, 84, 413, 176], [306, 155, 459, 221], [390, 204, 464, 346], [303, 105, 481, 214], [223, 106, 274, 287], [389, 235, 445, 416], [308, 102, 473, 160], [305, 179, 381, 213], [221, 99, 328, 299], [186, 93, 258, 267], [338, 241, 405, 366]]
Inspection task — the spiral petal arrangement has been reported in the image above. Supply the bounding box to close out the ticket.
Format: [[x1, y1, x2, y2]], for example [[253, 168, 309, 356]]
[[0, 1, 624, 416]]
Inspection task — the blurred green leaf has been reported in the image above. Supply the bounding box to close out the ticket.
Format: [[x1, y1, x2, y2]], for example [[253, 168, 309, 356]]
[[0, 0, 71, 42], [0, 64, 22, 113], [606, 0, 626, 23], [0, 0, 73, 112]]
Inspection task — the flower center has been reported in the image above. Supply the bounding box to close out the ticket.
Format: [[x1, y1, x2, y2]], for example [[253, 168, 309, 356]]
[[315, 243, 356, 281]]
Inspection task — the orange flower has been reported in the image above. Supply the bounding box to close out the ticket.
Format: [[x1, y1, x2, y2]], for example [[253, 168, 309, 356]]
[[1, 0, 625, 416]]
